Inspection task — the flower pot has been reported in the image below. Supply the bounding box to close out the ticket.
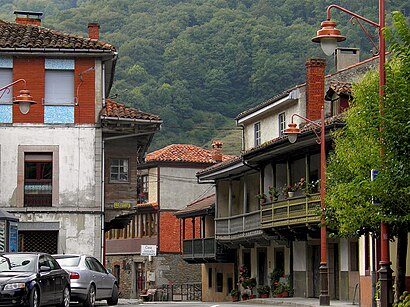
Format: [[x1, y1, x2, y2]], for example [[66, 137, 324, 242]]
[[241, 295, 249, 300], [288, 192, 294, 198], [275, 291, 289, 298], [249, 294, 255, 299], [259, 293, 269, 298], [231, 295, 239, 302]]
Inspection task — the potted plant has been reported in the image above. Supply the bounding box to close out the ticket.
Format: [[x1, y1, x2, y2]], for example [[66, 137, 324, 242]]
[[241, 288, 251, 300], [229, 289, 240, 302], [272, 280, 290, 297], [298, 177, 320, 195], [268, 186, 280, 201], [256, 193, 267, 204], [282, 183, 298, 198], [257, 285, 270, 298]]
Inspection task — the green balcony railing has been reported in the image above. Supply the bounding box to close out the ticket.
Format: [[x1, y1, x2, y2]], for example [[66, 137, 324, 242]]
[[260, 193, 321, 228]]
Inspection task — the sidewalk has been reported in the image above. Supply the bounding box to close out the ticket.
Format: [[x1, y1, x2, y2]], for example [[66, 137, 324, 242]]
[[117, 297, 357, 306], [240, 297, 357, 306]]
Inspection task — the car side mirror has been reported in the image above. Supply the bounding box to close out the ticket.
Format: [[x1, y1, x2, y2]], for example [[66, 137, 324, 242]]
[[107, 268, 112, 274], [40, 266, 51, 272]]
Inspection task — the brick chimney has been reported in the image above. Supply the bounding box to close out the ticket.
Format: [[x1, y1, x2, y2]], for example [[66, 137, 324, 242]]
[[305, 58, 326, 120], [88, 23, 100, 40], [14, 11, 42, 26], [211, 140, 223, 163]]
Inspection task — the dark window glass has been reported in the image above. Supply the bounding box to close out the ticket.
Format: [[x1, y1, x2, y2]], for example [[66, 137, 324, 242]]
[[216, 272, 223, 292], [24, 155, 52, 207]]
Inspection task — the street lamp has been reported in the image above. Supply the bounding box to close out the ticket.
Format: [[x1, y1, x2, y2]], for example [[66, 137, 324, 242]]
[[0, 79, 36, 114], [312, 1, 392, 307], [285, 106, 329, 305]]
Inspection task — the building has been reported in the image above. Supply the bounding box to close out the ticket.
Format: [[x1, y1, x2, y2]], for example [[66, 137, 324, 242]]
[[105, 142, 235, 299], [0, 11, 116, 257], [193, 51, 385, 303]]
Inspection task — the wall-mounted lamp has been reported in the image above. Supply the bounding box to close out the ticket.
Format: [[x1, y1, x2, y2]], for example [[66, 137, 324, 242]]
[[0, 79, 36, 114]]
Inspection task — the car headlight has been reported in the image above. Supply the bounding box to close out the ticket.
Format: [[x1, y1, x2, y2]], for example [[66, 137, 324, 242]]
[[4, 283, 26, 290]]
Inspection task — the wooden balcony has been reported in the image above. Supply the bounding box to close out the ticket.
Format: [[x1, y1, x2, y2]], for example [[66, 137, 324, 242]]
[[215, 210, 263, 242], [182, 237, 232, 263], [260, 193, 321, 229]]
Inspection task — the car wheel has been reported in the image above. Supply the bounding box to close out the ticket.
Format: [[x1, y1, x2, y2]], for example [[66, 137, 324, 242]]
[[58, 286, 70, 307], [29, 287, 39, 307], [83, 285, 96, 307], [106, 284, 119, 306]]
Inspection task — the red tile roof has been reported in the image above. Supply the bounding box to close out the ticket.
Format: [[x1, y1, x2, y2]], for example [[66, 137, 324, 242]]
[[146, 144, 236, 164], [101, 99, 161, 121], [0, 20, 115, 51]]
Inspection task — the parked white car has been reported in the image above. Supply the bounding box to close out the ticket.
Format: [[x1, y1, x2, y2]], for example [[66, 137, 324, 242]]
[[53, 254, 118, 307]]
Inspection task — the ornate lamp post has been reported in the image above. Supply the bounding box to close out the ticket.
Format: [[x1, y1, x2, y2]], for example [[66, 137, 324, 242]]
[[311, 1, 392, 306], [285, 106, 329, 305], [0, 79, 36, 114]]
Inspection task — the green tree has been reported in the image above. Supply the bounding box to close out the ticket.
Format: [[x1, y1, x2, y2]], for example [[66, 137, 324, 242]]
[[326, 11, 410, 300]]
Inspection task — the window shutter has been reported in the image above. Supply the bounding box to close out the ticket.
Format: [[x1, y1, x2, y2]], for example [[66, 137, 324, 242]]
[[0, 69, 13, 103], [44, 70, 74, 105]]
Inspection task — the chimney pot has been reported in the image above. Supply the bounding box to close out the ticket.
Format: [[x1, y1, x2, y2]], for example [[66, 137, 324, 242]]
[[305, 58, 326, 120], [14, 11, 42, 26], [88, 23, 100, 40], [211, 140, 223, 163]]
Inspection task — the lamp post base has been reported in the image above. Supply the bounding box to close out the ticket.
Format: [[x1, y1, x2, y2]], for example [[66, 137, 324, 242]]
[[379, 262, 393, 307], [320, 263, 330, 306]]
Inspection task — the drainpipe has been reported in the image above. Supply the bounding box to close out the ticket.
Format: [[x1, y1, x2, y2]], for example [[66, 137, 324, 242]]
[[101, 138, 106, 265]]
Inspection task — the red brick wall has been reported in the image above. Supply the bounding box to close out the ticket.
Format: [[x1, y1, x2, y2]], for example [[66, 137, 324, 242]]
[[13, 57, 45, 123], [75, 58, 96, 124], [306, 58, 326, 120], [160, 212, 181, 253], [183, 217, 201, 239]]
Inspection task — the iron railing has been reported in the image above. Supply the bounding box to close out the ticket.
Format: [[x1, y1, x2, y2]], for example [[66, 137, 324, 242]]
[[157, 283, 201, 301]]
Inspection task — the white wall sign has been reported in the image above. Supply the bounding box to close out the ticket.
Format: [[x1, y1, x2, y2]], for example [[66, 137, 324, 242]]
[[141, 245, 157, 256]]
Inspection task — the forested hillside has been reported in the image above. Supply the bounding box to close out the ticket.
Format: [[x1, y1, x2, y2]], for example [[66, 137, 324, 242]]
[[0, 0, 408, 153]]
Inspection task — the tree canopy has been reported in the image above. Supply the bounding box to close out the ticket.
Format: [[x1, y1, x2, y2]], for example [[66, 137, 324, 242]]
[[325, 11, 410, 237], [0, 0, 409, 153]]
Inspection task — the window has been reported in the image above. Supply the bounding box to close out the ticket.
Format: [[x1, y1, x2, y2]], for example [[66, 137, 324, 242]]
[[24, 153, 53, 207], [254, 122, 261, 147], [279, 112, 286, 136], [18, 146, 59, 208], [137, 175, 148, 203], [44, 58, 75, 124], [208, 268, 213, 288], [110, 159, 129, 182], [216, 272, 223, 292]]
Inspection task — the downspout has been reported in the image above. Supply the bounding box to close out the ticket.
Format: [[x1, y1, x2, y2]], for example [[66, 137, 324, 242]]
[[101, 138, 105, 265], [102, 62, 106, 107]]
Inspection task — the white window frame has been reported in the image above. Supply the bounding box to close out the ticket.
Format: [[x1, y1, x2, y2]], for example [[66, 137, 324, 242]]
[[254, 122, 261, 147], [279, 112, 286, 137]]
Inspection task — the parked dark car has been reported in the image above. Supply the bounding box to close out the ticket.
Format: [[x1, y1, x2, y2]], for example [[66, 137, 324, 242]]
[[53, 254, 118, 307], [0, 252, 70, 307]]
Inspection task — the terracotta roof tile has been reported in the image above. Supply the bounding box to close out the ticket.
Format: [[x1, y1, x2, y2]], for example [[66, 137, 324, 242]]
[[146, 144, 237, 164], [174, 194, 215, 218], [101, 99, 161, 121], [327, 81, 352, 97], [0, 20, 115, 51]]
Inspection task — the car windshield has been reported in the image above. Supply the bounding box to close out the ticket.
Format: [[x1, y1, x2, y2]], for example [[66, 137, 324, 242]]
[[0, 254, 36, 272], [54, 256, 81, 267]]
